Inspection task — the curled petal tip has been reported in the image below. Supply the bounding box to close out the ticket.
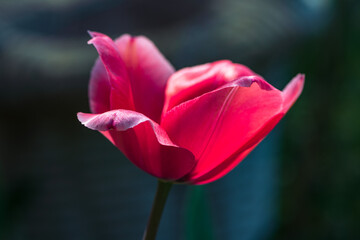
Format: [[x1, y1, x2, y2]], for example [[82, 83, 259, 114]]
[[87, 30, 95, 37], [77, 112, 113, 132], [87, 31, 109, 44], [282, 73, 305, 112], [285, 73, 305, 93], [77, 112, 95, 129], [87, 30, 106, 38], [293, 73, 305, 86], [87, 32, 96, 45], [77, 112, 86, 123]]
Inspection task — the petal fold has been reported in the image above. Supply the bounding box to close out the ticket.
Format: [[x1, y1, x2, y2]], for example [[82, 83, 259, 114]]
[[77, 110, 196, 180]]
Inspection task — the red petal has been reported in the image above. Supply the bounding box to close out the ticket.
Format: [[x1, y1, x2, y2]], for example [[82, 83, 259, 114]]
[[77, 110, 195, 180], [282, 74, 305, 113], [191, 74, 305, 184], [162, 76, 283, 183], [114, 34, 175, 123], [88, 59, 111, 114], [190, 114, 284, 184], [88, 31, 174, 123], [163, 60, 257, 114], [88, 31, 135, 112]]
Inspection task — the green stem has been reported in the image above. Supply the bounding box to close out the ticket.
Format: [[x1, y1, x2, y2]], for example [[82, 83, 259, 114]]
[[143, 180, 173, 240]]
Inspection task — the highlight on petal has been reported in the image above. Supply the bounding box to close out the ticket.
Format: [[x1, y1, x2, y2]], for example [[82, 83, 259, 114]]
[[77, 110, 196, 180], [78, 111, 148, 131], [163, 60, 257, 114], [162, 76, 284, 184]]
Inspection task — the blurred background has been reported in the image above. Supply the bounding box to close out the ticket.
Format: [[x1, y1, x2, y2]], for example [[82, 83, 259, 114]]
[[1, 0, 359, 239]]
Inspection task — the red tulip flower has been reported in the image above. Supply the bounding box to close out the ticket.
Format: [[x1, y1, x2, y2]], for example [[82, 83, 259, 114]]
[[77, 32, 304, 185]]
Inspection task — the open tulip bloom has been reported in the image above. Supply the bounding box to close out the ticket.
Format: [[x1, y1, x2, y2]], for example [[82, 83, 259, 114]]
[[77, 31, 304, 240]]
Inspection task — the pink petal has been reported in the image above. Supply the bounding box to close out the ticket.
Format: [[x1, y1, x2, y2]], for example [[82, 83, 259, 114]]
[[161, 76, 283, 183], [114, 34, 175, 123], [88, 59, 111, 114], [88, 31, 129, 82], [282, 74, 305, 113], [88, 31, 135, 112], [163, 60, 257, 114], [77, 110, 195, 180], [191, 74, 305, 184], [88, 31, 174, 123], [190, 114, 284, 184]]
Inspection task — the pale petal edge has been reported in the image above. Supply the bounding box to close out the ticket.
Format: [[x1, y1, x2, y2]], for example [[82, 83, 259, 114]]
[[282, 74, 305, 113], [77, 110, 196, 180]]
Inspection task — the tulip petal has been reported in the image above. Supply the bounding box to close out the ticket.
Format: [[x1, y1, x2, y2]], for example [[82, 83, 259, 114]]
[[163, 60, 257, 114], [88, 31, 135, 112], [189, 114, 284, 184], [162, 76, 283, 183], [190, 74, 305, 184], [114, 34, 175, 123], [88, 59, 111, 114], [77, 110, 196, 180], [88, 32, 174, 122], [282, 74, 305, 112]]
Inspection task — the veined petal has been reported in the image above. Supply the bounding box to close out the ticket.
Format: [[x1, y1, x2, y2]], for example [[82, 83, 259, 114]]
[[162, 76, 283, 183], [77, 110, 195, 180], [163, 60, 257, 114]]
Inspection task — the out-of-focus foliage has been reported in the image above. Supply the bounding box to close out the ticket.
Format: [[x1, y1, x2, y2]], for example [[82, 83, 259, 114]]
[[278, 1, 360, 239]]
